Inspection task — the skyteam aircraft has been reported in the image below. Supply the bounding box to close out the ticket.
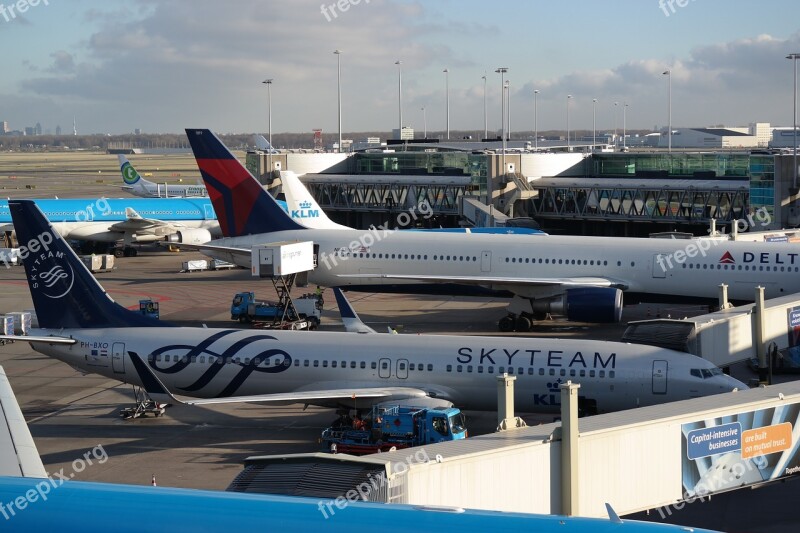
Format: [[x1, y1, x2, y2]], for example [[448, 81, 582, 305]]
[[254, 133, 280, 153], [185, 128, 800, 331], [279, 169, 545, 235], [7, 199, 743, 417], [119, 155, 208, 198], [0, 368, 715, 533]]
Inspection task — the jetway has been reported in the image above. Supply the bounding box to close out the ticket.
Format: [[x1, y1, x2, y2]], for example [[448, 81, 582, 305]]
[[228, 382, 800, 529], [623, 289, 800, 370]]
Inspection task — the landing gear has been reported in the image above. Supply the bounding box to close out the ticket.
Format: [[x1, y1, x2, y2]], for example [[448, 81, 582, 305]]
[[114, 246, 138, 258], [498, 313, 534, 332], [119, 385, 166, 419]]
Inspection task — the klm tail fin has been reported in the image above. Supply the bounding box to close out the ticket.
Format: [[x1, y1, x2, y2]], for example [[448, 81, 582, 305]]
[[185, 129, 304, 237], [9, 200, 167, 329], [281, 171, 351, 230], [333, 288, 376, 334]]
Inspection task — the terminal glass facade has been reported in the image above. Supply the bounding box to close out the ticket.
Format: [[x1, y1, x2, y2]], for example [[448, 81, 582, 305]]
[[590, 153, 752, 180], [749, 155, 775, 219]]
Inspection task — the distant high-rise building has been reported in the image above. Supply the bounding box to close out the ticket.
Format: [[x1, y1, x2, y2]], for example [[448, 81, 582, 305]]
[[134, 128, 141, 135], [24, 127, 34, 136], [72, 116, 77, 136], [1, 121, 8, 134], [55, 125, 62, 136], [34, 122, 42, 135]]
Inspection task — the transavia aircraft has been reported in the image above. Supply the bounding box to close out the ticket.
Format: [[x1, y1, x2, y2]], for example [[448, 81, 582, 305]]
[[4, 200, 744, 416], [183, 128, 800, 331], [119, 154, 209, 198]]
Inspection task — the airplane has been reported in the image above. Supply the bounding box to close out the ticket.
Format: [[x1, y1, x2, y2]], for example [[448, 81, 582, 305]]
[[0, 370, 716, 532], [119, 155, 208, 198], [184, 128, 800, 331], [5, 199, 744, 418], [0, 197, 220, 257], [279, 169, 546, 235]]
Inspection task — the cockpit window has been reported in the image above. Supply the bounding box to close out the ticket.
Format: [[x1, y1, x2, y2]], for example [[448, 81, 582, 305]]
[[691, 367, 724, 379]]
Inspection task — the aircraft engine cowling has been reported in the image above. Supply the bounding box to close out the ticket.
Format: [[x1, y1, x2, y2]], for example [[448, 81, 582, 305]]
[[164, 229, 211, 244], [531, 288, 623, 323]]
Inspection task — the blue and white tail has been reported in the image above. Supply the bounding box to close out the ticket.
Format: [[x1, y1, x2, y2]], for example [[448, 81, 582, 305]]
[[9, 200, 167, 329], [280, 171, 351, 230], [185, 129, 305, 237]]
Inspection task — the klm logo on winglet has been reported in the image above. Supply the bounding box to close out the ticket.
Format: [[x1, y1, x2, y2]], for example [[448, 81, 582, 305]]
[[291, 200, 319, 219]]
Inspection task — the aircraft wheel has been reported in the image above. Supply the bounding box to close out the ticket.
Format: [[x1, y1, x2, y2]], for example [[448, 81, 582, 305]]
[[113, 248, 125, 258], [516, 316, 532, 332], [498, 316, 515, 332]]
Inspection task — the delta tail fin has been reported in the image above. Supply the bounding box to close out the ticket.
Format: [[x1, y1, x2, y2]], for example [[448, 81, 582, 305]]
[[9, 200, 168, 329], [280, 171, 351, 230], [185, 129, 305, 237]]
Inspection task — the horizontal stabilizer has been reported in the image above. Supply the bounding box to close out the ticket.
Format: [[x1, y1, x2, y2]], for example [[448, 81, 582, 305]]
[[0, 335, 76, 345]]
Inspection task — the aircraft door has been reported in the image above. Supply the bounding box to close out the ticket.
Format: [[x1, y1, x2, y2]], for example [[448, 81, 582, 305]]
[[652, 360, 667, 394], [204, 204, 215, 220], [481, 251, 491, 272], [378, 358, 391, 379], [652, 254, 667, 278], [397, 359, 409, 379], [112, 343, 126, 374]]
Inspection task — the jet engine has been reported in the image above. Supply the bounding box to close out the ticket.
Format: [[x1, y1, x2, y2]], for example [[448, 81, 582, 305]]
[[531, 287, 623, 323], [164, 229, 212, 244]]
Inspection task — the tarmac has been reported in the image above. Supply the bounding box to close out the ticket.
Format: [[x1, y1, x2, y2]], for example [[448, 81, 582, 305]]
[[0, 151, 765, 492]]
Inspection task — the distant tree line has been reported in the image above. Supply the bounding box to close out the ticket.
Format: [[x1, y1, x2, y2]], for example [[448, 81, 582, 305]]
[[0, 128, 652, 152]]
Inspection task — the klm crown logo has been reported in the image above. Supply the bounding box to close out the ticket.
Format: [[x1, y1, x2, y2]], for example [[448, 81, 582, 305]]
[[291, 199, 319, 219]]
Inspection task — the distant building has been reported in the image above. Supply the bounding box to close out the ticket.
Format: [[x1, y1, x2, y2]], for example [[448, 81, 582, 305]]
[[55, 125, 62, 136], [24, 127, 34, 136], [749, 122, 771, 147], [1, 121, 8, 134], [34, 122, 42, 135], [658, 127, 758, 149], [134, 128, 142, 135], [392, 127, 414, 140], [770, 127, 800, 148]]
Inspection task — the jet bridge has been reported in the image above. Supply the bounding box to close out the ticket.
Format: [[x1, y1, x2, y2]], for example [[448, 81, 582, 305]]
[[623, 290, 800, 370]]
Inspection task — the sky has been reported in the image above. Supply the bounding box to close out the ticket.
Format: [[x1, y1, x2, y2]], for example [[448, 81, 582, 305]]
[[1, 0, 800, 136]]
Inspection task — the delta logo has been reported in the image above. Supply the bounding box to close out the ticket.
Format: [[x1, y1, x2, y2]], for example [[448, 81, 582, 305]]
[[719, 251, 735, 264]]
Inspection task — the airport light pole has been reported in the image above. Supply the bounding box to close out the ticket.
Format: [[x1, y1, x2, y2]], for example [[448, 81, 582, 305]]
[[614, 101, 619, 149], [334, 50, 342, 153], [623, 102, 629, 150], [788, 53, 800, 192], [566, 94, 573, 150], [443, 68, 450, 140], [421, 106, 427, 139], [495, 68, 508, 173], [262, 78, 273, 174], [507, 80, 512, 140], [395, 60, 403, 137], [592, 98, 597, 151], [482, 74, 488, 141], [534, 89, 539, 151], [663, 69, 672, 153]]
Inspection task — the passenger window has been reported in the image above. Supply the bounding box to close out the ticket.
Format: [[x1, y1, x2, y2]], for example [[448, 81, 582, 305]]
[[350, 361, 356, 368], [457, 365, 462, 372], [361, 362, 366, 369], [488, 366, 494, 374], [609, 370, 615, 378], [313, 360, 319, 367], [538, 368, 544, 375], [579, 369, 586, 377], [409, 363, 415, 371], [599, 370, 605, 378], [332, 361, 337, 368], [446, 365, 452, 372], [467, 365, 473, 373], [371, 362, 377, 370], [477, 366, 483, 373], [304, 360, 309, 367], [427, 364, 433, 371], [569, 369, 576, 377], [549, 368, 555, 376], [590, 370, 595, 377], [399, 362, 406, 370], [323, 361, 328, 368], [560, 369, 566, 376]]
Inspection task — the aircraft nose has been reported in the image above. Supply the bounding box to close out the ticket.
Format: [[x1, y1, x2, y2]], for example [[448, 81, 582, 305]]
[[723, 375, 748, 391]]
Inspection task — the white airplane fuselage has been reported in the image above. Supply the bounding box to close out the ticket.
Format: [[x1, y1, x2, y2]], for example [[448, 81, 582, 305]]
[[204, 229, 800, 302], [29, 327, 743, 413]]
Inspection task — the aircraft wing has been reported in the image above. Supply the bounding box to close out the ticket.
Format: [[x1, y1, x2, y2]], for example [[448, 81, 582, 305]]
[[108, 207, 180, 232], [0, 335, 76, 346], [333, 288, 377, 333], [160, 242, 251, 264], [129, 352, 433, 406], [338, 273, 627, 289], [0, 366, 48, 478]]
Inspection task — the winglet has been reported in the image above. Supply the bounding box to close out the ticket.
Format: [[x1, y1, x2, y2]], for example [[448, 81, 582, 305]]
[[605, 503, 622, 523], [333, 288, 376, 334], [128, 352, 183, 405], [0, 366, 47, 478]]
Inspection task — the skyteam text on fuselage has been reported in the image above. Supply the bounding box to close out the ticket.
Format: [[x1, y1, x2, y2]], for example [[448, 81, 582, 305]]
[[184, 128, 800, 331], [4, 199, 744, 417]]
